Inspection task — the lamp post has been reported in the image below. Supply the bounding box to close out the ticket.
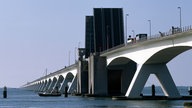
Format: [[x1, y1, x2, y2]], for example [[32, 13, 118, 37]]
[[132, 30, 135, 37], [178, 7, 182, 29], [148, 20, 151, 39], [75, 47, 77, 63], [68, 51, 70, 66], [125, 14, 129, 44]]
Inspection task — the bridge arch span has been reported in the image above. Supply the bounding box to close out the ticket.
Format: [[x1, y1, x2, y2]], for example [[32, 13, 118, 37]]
[[107, 57, 137, 96], [51, 75, 65, 91], [47, 77, 57, 92], [65, 72, 74, 80], [42, 78, 51, 91], [145, 46, 192, 64], [58, 75, 64, 86], [108, 57, 136, 66], [66, 72, 75, 87], [126, 45, 192, 98], [38, 81, 45, 91], [59, 72, 75, 93], [39, 80, 47, 91]]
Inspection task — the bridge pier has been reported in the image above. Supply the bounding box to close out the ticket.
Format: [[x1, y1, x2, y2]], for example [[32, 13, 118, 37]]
[[43, 80, 51, 92], [77, 60, 88, 94], [88, 54, 108, 96], [48, 79, 57, 92], [38, 83, 45, 92], [126, 64, 181, 98], [34, 84, 40, 91], [59, 79, 67, 93], [36, 84, 42, 92], [52, 79, 61, 93], [68, 75, 77, 93]]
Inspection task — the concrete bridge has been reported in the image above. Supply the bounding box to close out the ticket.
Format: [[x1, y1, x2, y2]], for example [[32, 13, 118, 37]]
[[23, 26, 192, 98], [22, 64, 78, 94], [101, 27, 192, 98]]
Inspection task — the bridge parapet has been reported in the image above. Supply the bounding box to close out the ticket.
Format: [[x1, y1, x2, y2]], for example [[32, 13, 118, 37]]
[[36, 63, 77, 82], [101, 25, 192, 55], [42, 63, 77, 80]]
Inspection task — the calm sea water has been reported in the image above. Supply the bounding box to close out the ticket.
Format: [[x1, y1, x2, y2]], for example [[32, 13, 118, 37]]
[[0, 87, 191, 108]]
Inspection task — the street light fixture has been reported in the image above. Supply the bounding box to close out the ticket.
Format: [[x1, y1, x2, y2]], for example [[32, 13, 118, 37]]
[[125, 14, 129, 45], [178, 7, 182, 29], [148, 20, 151, 38]]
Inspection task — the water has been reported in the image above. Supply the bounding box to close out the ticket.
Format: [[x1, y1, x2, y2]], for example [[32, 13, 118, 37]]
[[0, 87, 191, 108]]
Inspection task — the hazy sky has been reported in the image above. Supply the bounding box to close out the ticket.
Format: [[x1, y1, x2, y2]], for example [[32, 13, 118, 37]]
[[0, 0, 192, 88]]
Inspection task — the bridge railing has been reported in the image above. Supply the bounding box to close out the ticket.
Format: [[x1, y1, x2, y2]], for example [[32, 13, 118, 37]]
[[149, 25, 192, 39], [45, 63, 78, 78], [101, 25, 192, 55]]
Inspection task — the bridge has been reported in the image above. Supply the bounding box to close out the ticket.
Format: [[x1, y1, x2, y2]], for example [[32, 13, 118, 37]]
[[22, 64, 78, 94], [22, 26, 192, 98]]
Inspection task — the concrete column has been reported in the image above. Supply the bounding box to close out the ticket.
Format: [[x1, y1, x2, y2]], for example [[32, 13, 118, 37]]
[[36, 83, 42, 92], [155, 64, 180, 98], [125, 64, 149, 98], [37, 83, 44, 92], [40, 81, 47, 92], [59, 76, 74, 93], [126, 64, 180, 98], [43, 80, 51, 92], [34, 84, 40, 91], [52, 79, 60, 92], [59, 79, 66, 93], [88, 54, 108, 96], [48, 79, 57, 92], [77, 60, 88, 94], [68, 75, 77, 93], [36, 83, 42, 91]]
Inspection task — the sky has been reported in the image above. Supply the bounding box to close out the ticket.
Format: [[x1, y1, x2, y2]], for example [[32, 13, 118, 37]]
[[0, 0, 192, 88]]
